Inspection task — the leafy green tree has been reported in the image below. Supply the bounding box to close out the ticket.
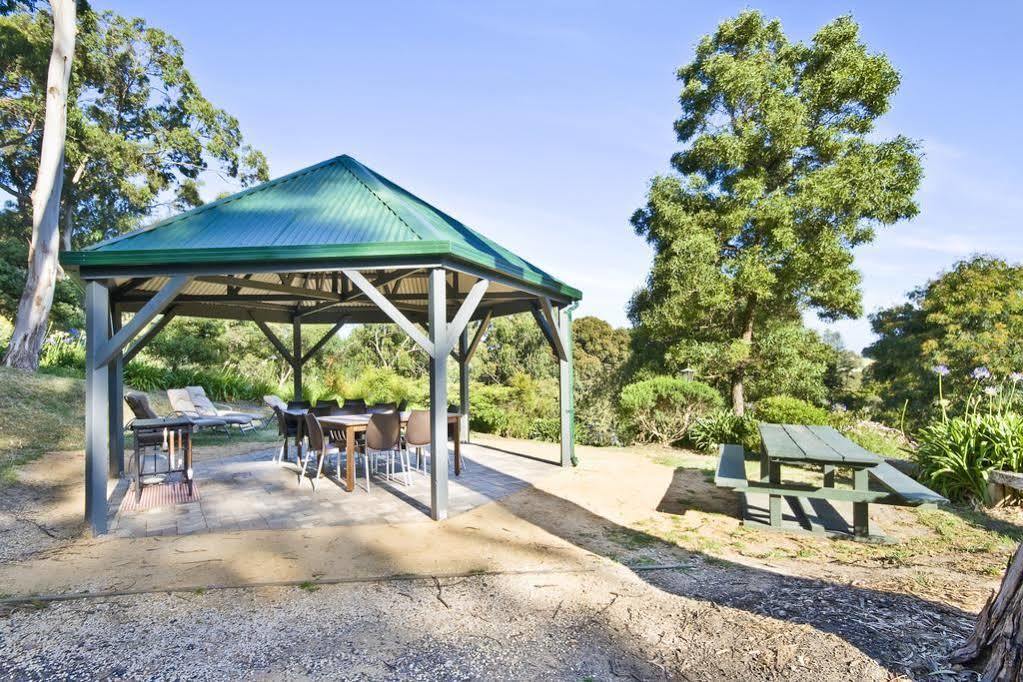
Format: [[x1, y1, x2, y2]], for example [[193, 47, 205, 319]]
[[474, 313, 555, 385], [146, 319, 227, 372], [1, 7, 269, 247], [572, 316, 631, 444], [0, 3, 268, 367], [629, 11, 922, 414], [1, 0, 76, 369], [329, 324, 427, 379], [865, 256, 1023, 422], [745, 321, 838, 405]]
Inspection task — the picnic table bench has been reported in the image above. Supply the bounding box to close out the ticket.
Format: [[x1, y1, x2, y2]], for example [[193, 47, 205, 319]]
[[715, 424, 946, 540]]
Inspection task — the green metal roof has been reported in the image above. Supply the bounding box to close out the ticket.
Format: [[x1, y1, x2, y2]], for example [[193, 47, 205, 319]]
[[61, 155, 581, 301]]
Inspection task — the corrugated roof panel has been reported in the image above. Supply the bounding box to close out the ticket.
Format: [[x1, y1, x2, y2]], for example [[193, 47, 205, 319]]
[[65, 155, 580, 301]]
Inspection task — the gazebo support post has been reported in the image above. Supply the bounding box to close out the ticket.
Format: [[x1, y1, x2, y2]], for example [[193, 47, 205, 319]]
[[108, 308, 125, 477], [292, 318, 302, 401], [458, 328, 469, 442], [428, 268, 449, 520], [558, 305, 576, 467], [84, 280, 111, 534]]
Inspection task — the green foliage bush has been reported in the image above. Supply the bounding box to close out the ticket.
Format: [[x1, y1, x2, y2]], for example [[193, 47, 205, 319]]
[[341, 367, 429, 407], [529, 417, 561, 442], [470, 384, 530, 438], [839, 420, 911, 459], [619, 377, 724, 445], [753, 395, 830, 425], [916, 412, 1023, 504], [689, 409, 760, 452]]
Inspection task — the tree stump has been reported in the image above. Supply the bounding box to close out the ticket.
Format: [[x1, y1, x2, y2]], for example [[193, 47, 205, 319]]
[[953, 542, 1023, 680]]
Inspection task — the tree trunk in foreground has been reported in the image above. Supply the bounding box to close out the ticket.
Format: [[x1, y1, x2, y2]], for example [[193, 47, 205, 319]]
[[953, 541, 1023, 680], [2, 0, 77, 370]]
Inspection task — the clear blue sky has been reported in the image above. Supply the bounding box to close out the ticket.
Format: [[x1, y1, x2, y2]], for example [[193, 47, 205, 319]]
[[98, 1, 1023, 352]]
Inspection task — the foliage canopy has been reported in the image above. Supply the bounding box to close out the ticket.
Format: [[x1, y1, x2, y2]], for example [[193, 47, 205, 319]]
[[629, 10, 922, 414]]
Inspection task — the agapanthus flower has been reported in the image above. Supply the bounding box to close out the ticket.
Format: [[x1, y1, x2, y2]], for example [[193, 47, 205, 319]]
[[984, 386, 998, 396], [972, 366, 992, 381], [1011, 372, 1023, 383], [932, 364, 951, 376]]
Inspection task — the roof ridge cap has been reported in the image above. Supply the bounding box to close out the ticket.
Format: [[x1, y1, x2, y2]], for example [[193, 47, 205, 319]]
[[339, 156, 445, 242]]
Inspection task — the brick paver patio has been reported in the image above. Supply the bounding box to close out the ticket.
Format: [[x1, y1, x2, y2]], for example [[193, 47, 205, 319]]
[[109, 443, 558, 537]]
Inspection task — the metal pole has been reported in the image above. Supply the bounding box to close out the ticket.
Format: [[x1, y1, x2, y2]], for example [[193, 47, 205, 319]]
[[458, 327, 469, 443], [108, 308, 125, 477], [428, 268, 449, 520], [292, 318, 302, 401], [558, 305, 576, 467], [84, 281, 111, 534]]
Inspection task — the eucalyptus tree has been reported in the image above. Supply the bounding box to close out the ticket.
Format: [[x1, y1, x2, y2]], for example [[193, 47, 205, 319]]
[[0, 4, 269, 368], [1, 0, 76, 369], [629, 11, 922, 414]]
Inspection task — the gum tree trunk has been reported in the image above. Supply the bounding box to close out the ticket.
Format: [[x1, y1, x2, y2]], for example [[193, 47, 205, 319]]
[[2, 0, 77, 370], [731, 301, 756, 416], [953, 541, 1023, 680]]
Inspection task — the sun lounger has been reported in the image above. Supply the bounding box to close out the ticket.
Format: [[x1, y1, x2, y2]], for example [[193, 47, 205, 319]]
[[185, 386, 263, 431], [166, 388, 233, 433]]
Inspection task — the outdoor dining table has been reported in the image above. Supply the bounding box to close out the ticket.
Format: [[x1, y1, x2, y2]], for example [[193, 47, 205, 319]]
[[283, 410, 461, 492], [757, 423, 882, 537]]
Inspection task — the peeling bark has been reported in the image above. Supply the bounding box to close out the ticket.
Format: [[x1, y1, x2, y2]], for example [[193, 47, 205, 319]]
[[953, 542, 1023, 680], [3, 0, 78, 370]]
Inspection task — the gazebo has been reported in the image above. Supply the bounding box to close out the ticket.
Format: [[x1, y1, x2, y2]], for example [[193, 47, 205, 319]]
[[61, 155, 582, 534]]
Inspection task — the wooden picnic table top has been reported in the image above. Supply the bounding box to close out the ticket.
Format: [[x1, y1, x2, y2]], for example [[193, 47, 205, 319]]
[[759, 424, 881, 466]]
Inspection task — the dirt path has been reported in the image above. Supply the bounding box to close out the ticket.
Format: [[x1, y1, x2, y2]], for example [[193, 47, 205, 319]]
[[0, 435, 989, 679]]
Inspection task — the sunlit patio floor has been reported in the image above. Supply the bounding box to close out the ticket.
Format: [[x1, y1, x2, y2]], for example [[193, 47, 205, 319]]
[[108, 442, 560, 538]]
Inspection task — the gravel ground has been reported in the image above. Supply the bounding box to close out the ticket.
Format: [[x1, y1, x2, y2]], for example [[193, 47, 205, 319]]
[[0, 562, 929, 681]]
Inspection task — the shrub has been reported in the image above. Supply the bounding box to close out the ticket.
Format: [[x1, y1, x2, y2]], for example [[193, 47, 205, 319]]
[[529, 417, 561, 442], [753, 395, 830, 425], [619, 377, 724, 445], [839, 420, 912, 459], [343, 367, 428, 407], [689, 409, 760, 452], [39, 329, 85, 372], [470, 384, 532, 438], [916, 412, 1023, 503]]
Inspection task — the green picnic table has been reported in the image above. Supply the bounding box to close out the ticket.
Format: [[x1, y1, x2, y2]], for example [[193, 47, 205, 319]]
[[715, 423, 946, 540]]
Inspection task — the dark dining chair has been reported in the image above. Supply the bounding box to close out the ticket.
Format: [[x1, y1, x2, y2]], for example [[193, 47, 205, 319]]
[[300, 412, 339, 490], [273, 406, 300, 465], [365, 411, 409, 486]]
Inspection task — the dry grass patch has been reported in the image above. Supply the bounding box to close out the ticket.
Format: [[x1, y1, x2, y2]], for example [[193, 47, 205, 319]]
[[598, 445, 1023, 610]]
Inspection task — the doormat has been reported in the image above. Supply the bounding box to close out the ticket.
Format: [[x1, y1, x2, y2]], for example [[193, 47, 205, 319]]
[[119, 481, 200, 513]]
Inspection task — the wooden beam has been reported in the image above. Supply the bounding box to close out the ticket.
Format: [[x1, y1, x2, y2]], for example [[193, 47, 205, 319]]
[[300, 319, 347, 364], [343, 268, 435, 356], [296, 269, 423, 319], [84, 281, 110, 534], [111, 277, 148, 298], [250, 314, 295, 366], [122, 308, 177, 363], [196, 275, 341, 302], [444, 278, 489, 355], [540, 298, 567, 362], [428, 268, 449, 520], [96, 275, 190, 368], [343, 268, 422, 303], [531, 303, 566, 362], [463, 309, 492, 365]]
